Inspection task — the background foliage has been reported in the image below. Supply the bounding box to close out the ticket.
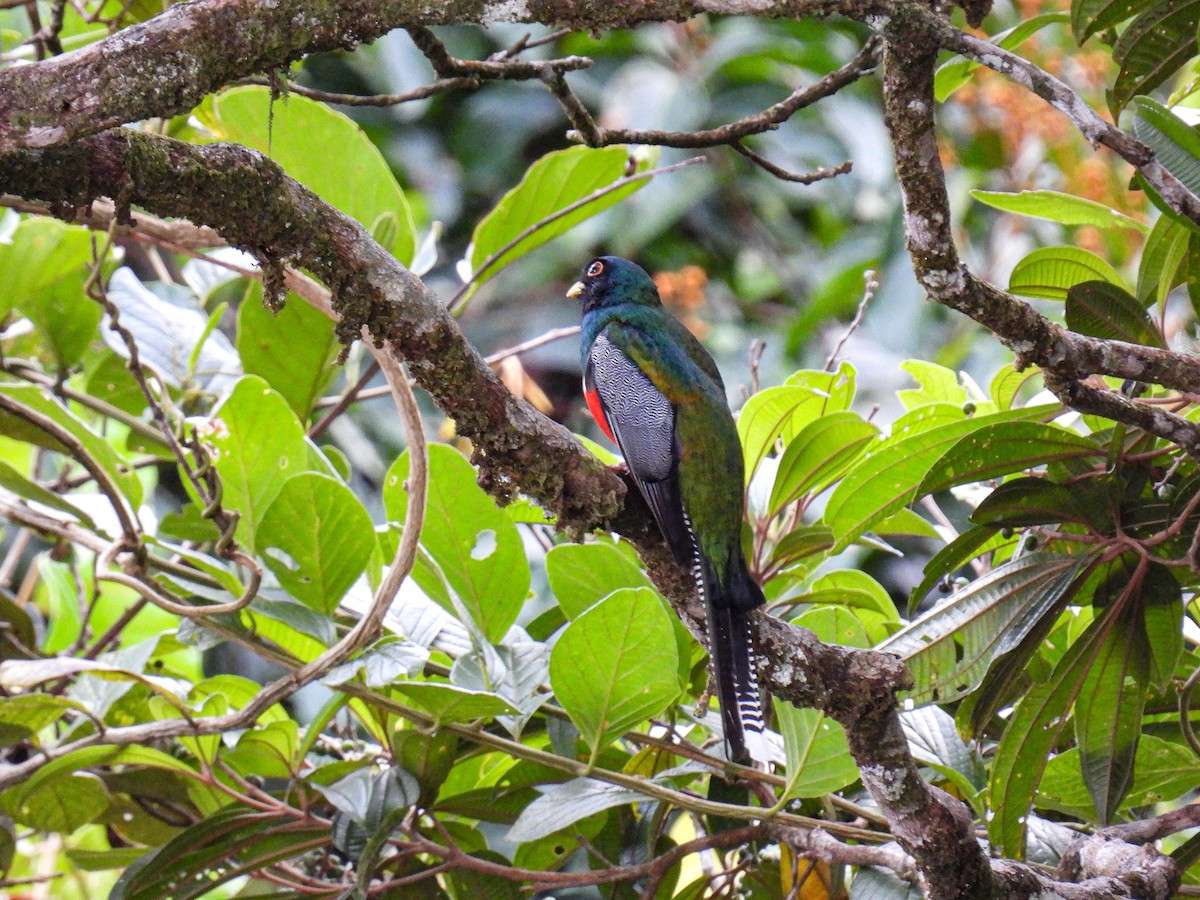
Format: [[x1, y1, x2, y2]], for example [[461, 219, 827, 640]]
[[0, 0, 1198, 897]]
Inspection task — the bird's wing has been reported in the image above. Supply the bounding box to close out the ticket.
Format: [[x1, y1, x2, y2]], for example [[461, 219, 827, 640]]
[[586, 332, 693, 567]]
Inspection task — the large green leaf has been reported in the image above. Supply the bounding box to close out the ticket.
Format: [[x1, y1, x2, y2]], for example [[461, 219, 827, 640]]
[[878, 553, 1085, 705], [1132, 96, 1200, 199], [1136, 214, 1191, 311], [204, 86, 415, 263], [768, 411, 878, 515], [209, 375, 310, 551], [383, 445, 529, 643], [1071, 0, 1155, 42], [1110, 0, 1200, 115], [988, 609, 1117, 858], [970, 476, 1102, 529], [935, 13, 1069, 102], [822, 405, 1054, 552], [908, 525, 1009, 615], [776, 702, 857, 799], [972, 190, 1148, 233], [257, 472, 374, 615], [777, 606, 862, 798], [236, 281, 338, 422], [110, 808, 327, 900], [545, 542, 654, 620], [1074, 602, 1148, 824], [1039, 734, 1200, 819], [739, 364, 856, 483], [1008, 245, 1126, 301], [465, 146, 654, 298], [1065, 280, 1166, 347], [549, 587, 680, 764], [0, 218, 97, 367], [919, 421, 1103, 495]]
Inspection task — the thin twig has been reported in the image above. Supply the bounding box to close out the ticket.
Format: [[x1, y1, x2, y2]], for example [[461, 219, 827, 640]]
[[824, 269, 877, 371], [732, 143, 853, 184], [564, 36, 882, 151]]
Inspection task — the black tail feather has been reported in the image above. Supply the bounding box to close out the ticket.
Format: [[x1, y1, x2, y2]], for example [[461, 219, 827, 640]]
[[705, 557, 766, 764]]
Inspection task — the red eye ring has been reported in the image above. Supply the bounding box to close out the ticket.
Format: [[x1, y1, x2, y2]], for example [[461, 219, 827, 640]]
[[586, 261, 604, 277]]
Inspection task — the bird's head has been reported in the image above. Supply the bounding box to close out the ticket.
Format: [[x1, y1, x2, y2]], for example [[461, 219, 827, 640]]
[[566, 256, 661, 314]]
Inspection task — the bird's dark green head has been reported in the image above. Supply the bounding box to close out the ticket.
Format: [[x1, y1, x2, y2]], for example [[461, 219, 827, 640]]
[[567, 256, 661, 314]]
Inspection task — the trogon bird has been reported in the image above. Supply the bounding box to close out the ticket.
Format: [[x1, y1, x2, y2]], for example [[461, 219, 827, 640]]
[[568, 256, 767, 764]]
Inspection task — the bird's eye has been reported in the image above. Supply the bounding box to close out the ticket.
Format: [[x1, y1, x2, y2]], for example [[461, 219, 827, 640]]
[[586, 260, 604, 277]]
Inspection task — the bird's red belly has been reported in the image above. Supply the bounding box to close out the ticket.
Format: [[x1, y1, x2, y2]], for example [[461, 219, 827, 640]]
[[583, 387, 616, 443]]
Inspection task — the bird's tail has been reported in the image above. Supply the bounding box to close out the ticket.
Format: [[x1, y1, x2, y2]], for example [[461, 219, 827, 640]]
[[706, 557, 767, 765]]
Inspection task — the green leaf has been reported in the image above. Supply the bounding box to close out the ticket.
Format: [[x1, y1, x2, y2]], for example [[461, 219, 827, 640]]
[[0, 382, 142, 510], [769, 411, 878, 515], [920, 421, 1103, 495], [776, 702, 857, 798], [549, 587, 680, 763], [1133, 96, 1200, 197], [908, 526, 1008, 615], [739, 364, 856, 483], [1072, 0, 1155, 42], [823, 406, 1054, 552], [391, 682, 518, 725], [1040, 735, 1200, 817], [508, 778, 644, 844], [0, 694, 84, 746], [988, 608, 1114, 858], [465, 146, 654, 298], [546, 542, 654, 619], [878, 553, 1085, 705], [970, 476, 1098, 528], [1008, 245, 1126, 301], [3, 772, 109, 832], [972, 190, 1149, 233], [769, 523, 835, 569], [935, 13, 1069, 102], [1136, 214, 1191, 311], [1065, 280, 1166, 347], [0, 460, 96, 529], [1110, 0, 1200, 115], [209, 375, 310, 551], [110, 808, 327, 900], [206, 86, 415, 263], [236, 281, 339, 422], [1074, 602, 1148, 824], [1141, 564, 1183, 693], [257, 472, 374, 614], [0, 218, 96, 367], [383, 445, 530, 643]]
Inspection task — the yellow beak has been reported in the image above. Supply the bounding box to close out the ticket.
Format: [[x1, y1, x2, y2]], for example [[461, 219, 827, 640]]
[[566, 281, 584, 299]]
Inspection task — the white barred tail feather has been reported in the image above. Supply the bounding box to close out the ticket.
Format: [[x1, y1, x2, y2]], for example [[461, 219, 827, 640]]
[[703, 558, 768, 765]]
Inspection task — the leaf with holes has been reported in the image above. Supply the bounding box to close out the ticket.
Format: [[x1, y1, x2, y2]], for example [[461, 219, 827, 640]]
[[383, 445, 529, 642], [209, 375, 310, 552], [258, 472, 374, 614]]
